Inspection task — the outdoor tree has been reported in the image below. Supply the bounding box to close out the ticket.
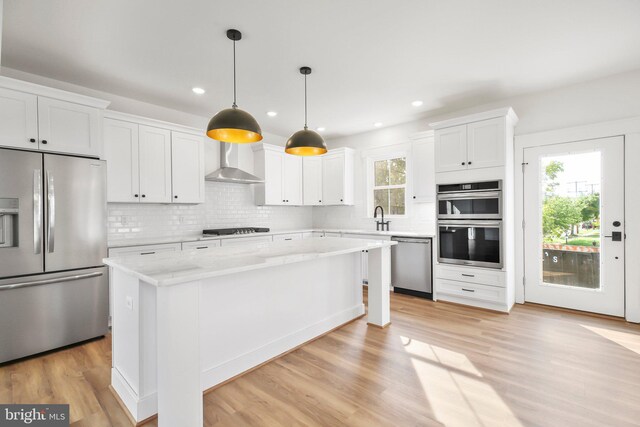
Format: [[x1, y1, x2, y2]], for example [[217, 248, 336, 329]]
[[577, 193, 600, 223], [542, 196, 582, 240], [544, 160, 564, 195]]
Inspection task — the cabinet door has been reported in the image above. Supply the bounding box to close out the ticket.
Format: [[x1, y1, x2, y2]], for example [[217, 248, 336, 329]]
[[322, 154, 345, 205], [263, 150, 284, 205], [138, 125, 172, 203], [412, 139, 436, 202], [282, 154, 303, 205], [434, 125, 467, 172], [171, 132, 204, 204], [0, 87, 39, 150], [467, 117, 505, 169], [37, 96, 101, 157], [303, 156, 323, 205], [103, 119, 140, 203]]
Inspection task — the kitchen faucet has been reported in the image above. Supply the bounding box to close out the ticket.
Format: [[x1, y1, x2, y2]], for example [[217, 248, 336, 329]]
[[374, 205, 390, 231]]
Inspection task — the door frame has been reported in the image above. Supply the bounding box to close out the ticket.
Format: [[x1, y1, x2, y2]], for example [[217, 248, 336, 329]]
[[514, 116, 640, 322]]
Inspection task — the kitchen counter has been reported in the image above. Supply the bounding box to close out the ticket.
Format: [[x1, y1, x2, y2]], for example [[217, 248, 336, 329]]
[[106, 237, 395, 426], [107, 228, 434, 249]]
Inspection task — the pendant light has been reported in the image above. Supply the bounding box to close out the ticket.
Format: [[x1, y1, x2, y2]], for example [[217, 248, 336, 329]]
[[207, 29, 263, 143], [285, 67, 327, 156]]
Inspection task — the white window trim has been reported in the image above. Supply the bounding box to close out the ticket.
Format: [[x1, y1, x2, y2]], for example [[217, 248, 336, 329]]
[[365, 149, 411, 219]]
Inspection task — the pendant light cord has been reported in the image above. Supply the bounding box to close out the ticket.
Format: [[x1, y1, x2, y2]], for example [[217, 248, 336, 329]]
[[232, 39, 237, 108], [304, 73, 308, 130]]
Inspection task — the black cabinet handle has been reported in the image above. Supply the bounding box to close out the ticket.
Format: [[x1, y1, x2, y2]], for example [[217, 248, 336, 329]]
[[174, 195, 178, 199], [461, 162, 465, 165], [141, 194, 146, 198], [461, 288, 475, 292], [461, 273, 475, 277], [29, 138, 36, 143], [140, 251, 156, 255], [413, 196, 416, 199], [41, 140, 48, 144], [340, 199, 343, 202], [134, 194, 139, 198], [319, 200, 322, 203], [468, 161, 473, 165]]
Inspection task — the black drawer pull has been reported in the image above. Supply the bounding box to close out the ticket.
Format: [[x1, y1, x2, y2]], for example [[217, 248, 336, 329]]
[[196, 246, 208, 249], [140, 251, 155, 255], [29, 138, 36, 143], [41, 139, 48, 144], [461, 273, 475, 277], [284, 238, 292, 241], [461, 288, 475, 292]]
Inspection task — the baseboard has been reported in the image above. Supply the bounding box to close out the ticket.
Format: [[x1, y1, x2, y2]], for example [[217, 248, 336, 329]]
[[436, 294, 510, 313], [111, 368, 158, 422]]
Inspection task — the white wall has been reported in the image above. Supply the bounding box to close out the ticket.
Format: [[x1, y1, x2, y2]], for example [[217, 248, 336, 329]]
[[314, 69, 640, 233]]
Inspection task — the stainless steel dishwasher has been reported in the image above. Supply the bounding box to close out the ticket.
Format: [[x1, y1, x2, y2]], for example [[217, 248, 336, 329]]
[[391, 237, 433, 299]]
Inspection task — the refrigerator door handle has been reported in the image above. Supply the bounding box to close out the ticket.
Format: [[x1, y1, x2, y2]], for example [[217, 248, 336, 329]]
[[0, 271, 103, 291], [33, 169, 42, 254], [46, 170, 55, 253]]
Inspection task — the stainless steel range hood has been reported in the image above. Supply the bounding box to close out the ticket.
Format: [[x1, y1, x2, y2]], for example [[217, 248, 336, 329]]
[[205, 142, 263, 184]]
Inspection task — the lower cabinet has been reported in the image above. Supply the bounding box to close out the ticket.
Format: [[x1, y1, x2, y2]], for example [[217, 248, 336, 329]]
[[220, 235, 274, 246], [272, 233, 304, 241], [181, 240, 221, 251], [435, 264, 508, 312], [108, 242, 181, 257]]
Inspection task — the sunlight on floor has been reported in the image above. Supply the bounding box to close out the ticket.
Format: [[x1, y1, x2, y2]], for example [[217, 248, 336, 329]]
[[581, 324, 640, 355], [401, 335, 522, 427]]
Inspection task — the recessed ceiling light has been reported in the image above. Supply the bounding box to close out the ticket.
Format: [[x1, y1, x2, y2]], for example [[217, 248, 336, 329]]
[[374, 122, 383, 127], [316, 127, 326, 132], [411, 100, 423, 107], [267, 111, 278, 117], [192, 87, 205, 95]]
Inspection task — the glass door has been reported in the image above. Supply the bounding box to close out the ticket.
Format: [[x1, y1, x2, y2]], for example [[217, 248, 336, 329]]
[[523, 136, 624, 316]]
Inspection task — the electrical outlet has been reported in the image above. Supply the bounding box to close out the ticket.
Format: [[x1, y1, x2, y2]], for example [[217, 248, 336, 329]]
[[125, 296, 133, 310]]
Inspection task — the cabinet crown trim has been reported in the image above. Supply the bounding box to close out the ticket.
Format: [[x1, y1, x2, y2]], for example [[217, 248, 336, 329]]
[[0, 76, 110, 109], [408, 130, 435, 140], [104, 110, 203, 136], [429, 107, 518, 130]]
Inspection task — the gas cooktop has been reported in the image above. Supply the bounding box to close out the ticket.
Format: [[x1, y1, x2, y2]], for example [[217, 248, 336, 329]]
[[202, 227, 270, 236]]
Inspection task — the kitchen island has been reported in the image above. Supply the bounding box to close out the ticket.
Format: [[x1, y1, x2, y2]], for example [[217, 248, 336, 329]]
[[104, 237, 396, 427]]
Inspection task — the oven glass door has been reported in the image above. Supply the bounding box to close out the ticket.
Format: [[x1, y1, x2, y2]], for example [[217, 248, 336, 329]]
[[438, 221, 502, 268], [437, 191, 501, 219]]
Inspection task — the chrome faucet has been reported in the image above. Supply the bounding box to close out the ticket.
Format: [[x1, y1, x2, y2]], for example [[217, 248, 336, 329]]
[[374, 205, 390, 231]]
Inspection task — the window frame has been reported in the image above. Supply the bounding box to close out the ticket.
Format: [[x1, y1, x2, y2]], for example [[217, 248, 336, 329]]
[[366, 149, 411, 219]]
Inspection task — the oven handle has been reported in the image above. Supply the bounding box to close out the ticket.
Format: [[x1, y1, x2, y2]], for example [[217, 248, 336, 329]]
[[438, 220, 502, 227], [437, 191, 501, 200]]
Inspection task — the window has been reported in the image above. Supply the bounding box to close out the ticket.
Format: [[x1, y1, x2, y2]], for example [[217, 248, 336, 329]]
[[371, 156, 407, 216]]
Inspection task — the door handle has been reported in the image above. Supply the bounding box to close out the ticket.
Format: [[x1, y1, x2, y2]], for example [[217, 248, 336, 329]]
[[604, 232, 623, 242], [33, 169, 42, 254], [46, 170, 55, 253]]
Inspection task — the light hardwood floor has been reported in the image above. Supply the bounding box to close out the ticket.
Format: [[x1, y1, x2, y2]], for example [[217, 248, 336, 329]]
[[2, 292, 640, 426]]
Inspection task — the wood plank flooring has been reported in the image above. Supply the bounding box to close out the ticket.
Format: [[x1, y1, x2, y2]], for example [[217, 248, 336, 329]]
[[2, 292, 640, 426]]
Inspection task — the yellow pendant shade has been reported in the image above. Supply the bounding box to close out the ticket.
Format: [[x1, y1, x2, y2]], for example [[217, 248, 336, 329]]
[[284, 146, 328, 156]]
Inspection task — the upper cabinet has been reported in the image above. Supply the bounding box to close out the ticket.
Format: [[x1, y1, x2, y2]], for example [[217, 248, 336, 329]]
[[432, 115, 511, 173], [303, 156, 323, 206], [322, 148, 355, 206], [171, 131, 205, 204], [103, 113, 204, 204], [0, 77, 109, 157], [253, 144, 354, 206], [410, 132, 436, 203]]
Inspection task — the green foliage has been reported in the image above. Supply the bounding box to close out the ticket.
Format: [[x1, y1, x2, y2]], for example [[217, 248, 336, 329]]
[[544, 160, 564, 194], [577, 193, 600, 222], [542, 196, 582, 239]]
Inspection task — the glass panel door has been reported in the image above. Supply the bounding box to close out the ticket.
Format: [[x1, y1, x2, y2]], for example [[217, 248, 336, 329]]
[[523, 137, 624, 316]]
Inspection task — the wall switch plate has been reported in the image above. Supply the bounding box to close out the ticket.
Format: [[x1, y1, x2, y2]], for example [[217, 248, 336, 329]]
[[125, 296, 133, 310]]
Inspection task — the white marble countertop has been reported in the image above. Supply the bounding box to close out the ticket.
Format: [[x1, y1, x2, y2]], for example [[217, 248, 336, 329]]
[[104, 237, 397, 287], [108, 228, 434, 249]]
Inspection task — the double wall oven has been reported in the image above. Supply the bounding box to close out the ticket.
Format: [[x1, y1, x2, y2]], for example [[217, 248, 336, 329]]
[[437, 181, 503, 269]]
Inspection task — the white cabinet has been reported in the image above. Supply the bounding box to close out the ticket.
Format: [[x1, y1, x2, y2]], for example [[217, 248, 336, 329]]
[[37, 97, 101, 157], [282, 154, 303, 205], [272, 233, 304, 241], [103, 114, 204, 204], [104, 119, 139, 203], [181, 240, 220, 251], [0, 84, 104, 157], [411, 136, 436, 202], [138, 125, 172, 203], [171, 132, 205, 204], [433, 117, 505, 173], [108, 242, 181, 257], [303, 157, 323, 205], [322, 148, 355, 205], [0, 87, 38, 150], [221, 235, 273, 246]]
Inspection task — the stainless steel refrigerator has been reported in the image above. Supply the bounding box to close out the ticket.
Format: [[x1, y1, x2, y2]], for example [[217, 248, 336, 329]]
[[0, 148, 108, 363]]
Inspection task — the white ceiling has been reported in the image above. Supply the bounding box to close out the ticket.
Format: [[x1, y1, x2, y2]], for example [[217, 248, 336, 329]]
[[3, 0, 640, 138]]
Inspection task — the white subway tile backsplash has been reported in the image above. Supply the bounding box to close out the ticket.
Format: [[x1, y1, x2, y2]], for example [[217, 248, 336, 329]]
[[107, 181, 313, 245]]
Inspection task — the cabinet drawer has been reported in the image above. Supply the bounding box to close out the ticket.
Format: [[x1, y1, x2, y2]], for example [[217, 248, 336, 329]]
[[181, 240, 221, 251], [220, 235, 273, 247], [273, 233, 303, 241], [108, 242, 181, 257], [436, 265, 505, 287], [437, 279, 505, 304]]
